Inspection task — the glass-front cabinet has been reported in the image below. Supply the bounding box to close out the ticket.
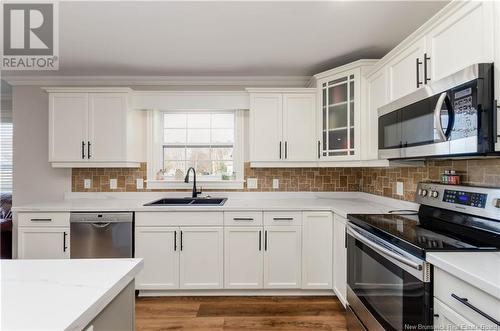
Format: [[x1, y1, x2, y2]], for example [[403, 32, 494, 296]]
[[316, 67, 362, 160]]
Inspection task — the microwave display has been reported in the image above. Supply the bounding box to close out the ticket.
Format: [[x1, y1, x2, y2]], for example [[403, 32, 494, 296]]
[[450, 84, 477, 140]]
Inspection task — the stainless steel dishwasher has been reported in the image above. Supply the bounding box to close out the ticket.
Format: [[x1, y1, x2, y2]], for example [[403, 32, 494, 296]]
[[70, 212, 133, 258]]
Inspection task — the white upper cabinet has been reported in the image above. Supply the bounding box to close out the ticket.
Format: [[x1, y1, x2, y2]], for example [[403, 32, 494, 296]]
[[387, 37, 426, 101], [46, 88, 143, 168], [425, 1, 494, 82], [314, 60, 377, 162], [248, 89, 316, 165], [365, 69, 388, 160]]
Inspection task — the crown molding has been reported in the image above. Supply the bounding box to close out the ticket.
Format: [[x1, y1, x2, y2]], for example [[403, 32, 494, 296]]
[[2, 75, 312, 87]]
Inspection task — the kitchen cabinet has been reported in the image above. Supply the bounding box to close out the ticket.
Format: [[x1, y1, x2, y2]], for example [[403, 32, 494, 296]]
[[135, 225, 223, 290], [333, 214, 347, 306], [263, 225, 302, 289], [433, 299, 476, 331], [248, 89, 316, 165], [135, 227, 179, 290], [365, 68, 388, 160], [46, 88, 143, 168], [224, 227, 263, 289], [301, 212, 332, 289], [179, 227, 224, 289], [314, 60, 377, 162], [494, 0, 500, 152], [386, 37, 426, 101], [18, 227, 69, 259]]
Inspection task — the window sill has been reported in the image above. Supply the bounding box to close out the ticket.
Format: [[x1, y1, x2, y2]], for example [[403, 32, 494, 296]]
[[146, 179, 245, 190]]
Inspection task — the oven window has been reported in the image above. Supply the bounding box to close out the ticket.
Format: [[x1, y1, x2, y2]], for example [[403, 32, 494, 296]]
[[347, 235, 430, 331]]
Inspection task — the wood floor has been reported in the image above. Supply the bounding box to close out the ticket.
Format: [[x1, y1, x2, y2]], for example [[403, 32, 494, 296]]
[[136, 296, 347, 331]]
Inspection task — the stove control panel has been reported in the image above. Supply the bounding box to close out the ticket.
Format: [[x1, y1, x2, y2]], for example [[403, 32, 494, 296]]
[[416, 183, 500, 220]]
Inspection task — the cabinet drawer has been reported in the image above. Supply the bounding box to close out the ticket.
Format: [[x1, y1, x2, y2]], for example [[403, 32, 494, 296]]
[[434, 267, 500, 327], [17, 212, 70, 227], [135, 212, 223, 227], [264, 212, 302, 226], [224, 212, 263, 226]]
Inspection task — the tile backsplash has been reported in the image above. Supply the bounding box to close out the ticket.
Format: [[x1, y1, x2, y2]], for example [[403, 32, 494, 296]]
[[72, 159, 500, 202]]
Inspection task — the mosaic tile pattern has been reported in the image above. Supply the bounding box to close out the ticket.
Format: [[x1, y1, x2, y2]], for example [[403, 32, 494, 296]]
[[72, 159, 500, 201]]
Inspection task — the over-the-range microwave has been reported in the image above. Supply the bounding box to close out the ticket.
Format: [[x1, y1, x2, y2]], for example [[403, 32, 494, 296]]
[[378, 63, 498, 160]]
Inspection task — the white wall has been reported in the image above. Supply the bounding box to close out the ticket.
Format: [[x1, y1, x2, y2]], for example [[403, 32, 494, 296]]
[[12, 86, 71, 205]]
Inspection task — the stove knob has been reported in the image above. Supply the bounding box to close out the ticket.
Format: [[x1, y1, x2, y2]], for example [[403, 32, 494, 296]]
[[431, 191, 439, 198], [421, 189, 428, 197]]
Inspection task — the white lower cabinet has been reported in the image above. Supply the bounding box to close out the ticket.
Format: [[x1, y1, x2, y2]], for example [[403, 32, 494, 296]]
[[224, 227, 263, 289], [18, 227, 70, 259], [135, 226, 223, 290], [434, 298, 476, 330], [333, 215, 347, 306], [263, 225, 302, 289], [179, 227, 224, 289], [301, 212, 332, 289], [135, 227, 179, 290]]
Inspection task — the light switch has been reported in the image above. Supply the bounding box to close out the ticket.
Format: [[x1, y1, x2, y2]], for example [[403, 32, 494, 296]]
[[272, 179, 279, 189], [110, 178, 118, 190], [247, 178, 258, 189], [84, 179, 92, 189], [136, 178, 144, 190], [396, 182, 404, 196]]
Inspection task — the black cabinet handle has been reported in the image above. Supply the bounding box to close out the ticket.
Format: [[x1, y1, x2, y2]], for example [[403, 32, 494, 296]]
[[258, 230, 262, 251], [451, 294, 500, 326], [416, 58, 423, 88], [30, 218, 52, 222], [174, 231, 177, 251], [264, 230, 268, 251], [285, 141, 287, 159], [233, 217, 254, 221], [318, 140, 321, 159], [494, 99, 499, 143], [424, 53, 431, 84], [180, 231, 183, 251], [87, 141, 91, 159], [279, 142, 282, 159], [273, 217, 294, 221], [81, 141, 85, 159], [63, 231, 68, 252]]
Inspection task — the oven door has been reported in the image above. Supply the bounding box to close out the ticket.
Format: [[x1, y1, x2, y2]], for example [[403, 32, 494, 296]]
[[346, 223, 432, 331]]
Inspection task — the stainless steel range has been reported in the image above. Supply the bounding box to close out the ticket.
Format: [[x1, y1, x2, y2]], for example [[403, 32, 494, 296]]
[[346, 183, 500, 331]]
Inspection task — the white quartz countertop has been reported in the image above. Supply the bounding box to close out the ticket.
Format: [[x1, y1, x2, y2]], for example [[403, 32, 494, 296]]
[[427, 252, 500, 300], [1, 258, 143, 331], [12, 192, 419, 218]]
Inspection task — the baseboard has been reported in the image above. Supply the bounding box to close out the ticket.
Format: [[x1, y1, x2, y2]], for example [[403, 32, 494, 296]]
[[137, 289, 335, 297]]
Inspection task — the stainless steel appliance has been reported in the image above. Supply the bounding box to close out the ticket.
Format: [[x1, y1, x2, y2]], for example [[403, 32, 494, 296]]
[[346, 183, 500, 331], [70, 212, 133, 258], [378, 63, 497, 159]]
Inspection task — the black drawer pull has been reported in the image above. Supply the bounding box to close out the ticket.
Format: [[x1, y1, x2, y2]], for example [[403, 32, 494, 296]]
[[233, 217, 254, 221], [451, 293, 500, 326], [273, 217, 294, 221], [31, 218, 52, 222]]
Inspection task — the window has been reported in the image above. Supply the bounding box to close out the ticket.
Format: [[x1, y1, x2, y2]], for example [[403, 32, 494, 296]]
[[147, 110, 244, 189]]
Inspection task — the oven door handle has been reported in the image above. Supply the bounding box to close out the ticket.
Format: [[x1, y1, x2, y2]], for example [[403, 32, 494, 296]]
[[347, 225, 423, 271]]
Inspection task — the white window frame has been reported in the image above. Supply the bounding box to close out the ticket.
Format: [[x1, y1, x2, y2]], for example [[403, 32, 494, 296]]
[[146, 109, 245, 190]]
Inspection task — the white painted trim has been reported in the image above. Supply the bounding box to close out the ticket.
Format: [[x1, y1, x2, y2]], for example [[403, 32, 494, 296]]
[[250, 162, 319, 168], [138, 289, 333, 297], [133, 91, 250, 110], [42, 87, 133, 93], [51, 162, 141, 168], [3, 75, 311, 87], [245, 88, 316, 93], [146, 180, 245, 190], [314, 59, 379, 80]]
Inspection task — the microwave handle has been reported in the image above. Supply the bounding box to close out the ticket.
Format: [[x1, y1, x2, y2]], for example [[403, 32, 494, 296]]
[[434, 92, 454, 142]]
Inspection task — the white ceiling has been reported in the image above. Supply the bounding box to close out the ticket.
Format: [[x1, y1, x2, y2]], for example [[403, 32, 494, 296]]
[[4, 1, 448, 77]]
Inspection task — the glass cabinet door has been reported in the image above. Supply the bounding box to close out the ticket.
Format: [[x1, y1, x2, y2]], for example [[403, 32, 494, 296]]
[[321, 74, 355, 157]]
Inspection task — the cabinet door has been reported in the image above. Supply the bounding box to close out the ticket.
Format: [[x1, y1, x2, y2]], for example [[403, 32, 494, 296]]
[[365, 69, 388, 160], [249, 94, 283, 161], [49, 93, 88, 162], [302, 212, 332, 289], [179, 227, 224, 289], [224, 227, 263, 289], [88, 93, 128, 162], [263, 226, 301, 289], [434, 298, 477, 330], [387, 37, 425, 101], [282, 93, 316, 161], [494, 1, 500, 152], [18, 227, 69, 259], [135, 227, 179, 290], [426, 1, 494, 82], [333, 215, 347, 306]]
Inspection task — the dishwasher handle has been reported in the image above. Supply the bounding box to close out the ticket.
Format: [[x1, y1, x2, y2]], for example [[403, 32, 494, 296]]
[[91, 222, 111, 228]]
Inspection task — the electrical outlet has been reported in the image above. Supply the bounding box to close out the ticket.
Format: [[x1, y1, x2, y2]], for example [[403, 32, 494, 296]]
[[136, 178, 144, 190], [247, 178, 258, 189], [272, 179, 279, 189], [110, 178, 118, 190], [396, 182, 404, 196], [84, 179, 92, 189]]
